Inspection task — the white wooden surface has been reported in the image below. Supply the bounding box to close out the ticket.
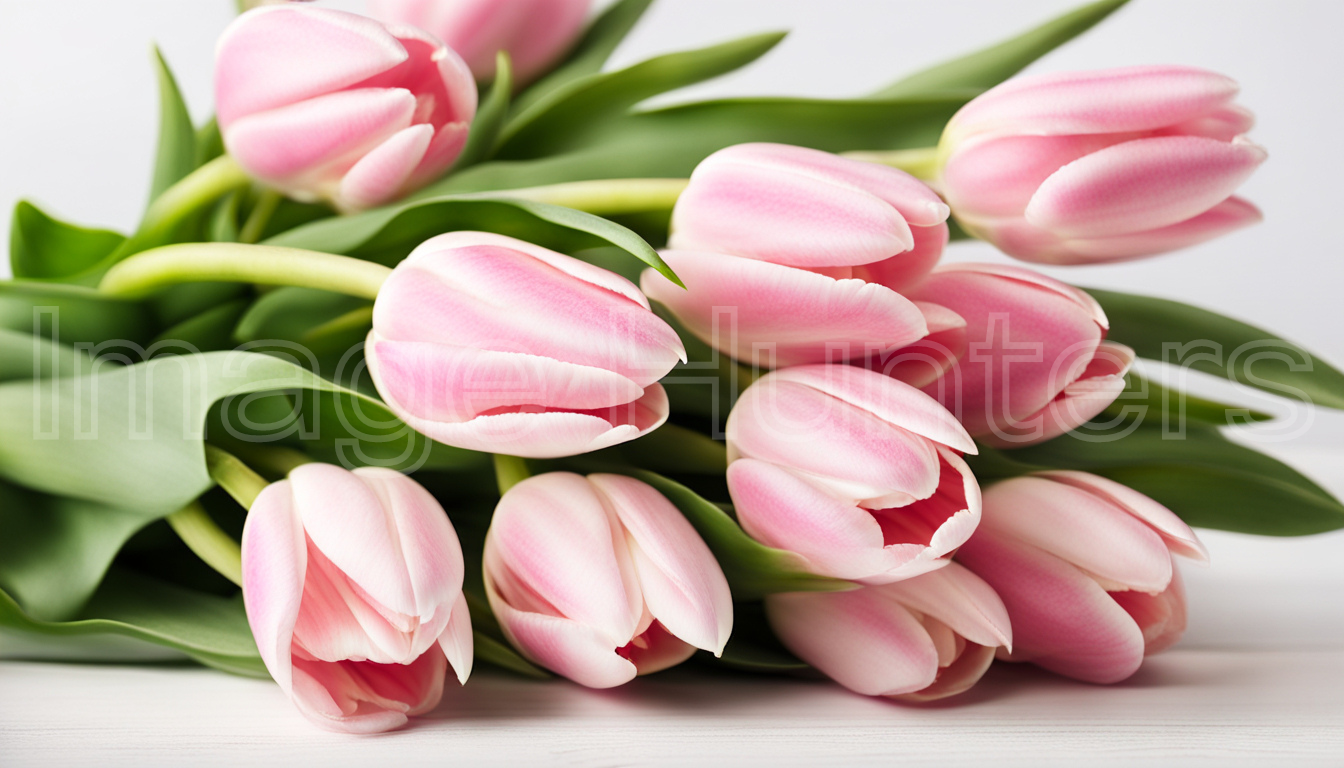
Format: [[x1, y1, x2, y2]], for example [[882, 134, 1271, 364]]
[[1, 447, 1342, 765]]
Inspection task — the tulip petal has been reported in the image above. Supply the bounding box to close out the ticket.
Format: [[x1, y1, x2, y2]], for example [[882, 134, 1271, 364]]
[[881, 563, 1011, 651], [485, 596, 639, 688], [942, 133, 1128, 219], [288, 657, 412, 734], [1112, 565, 1188, 655], [338, 123, 433, 210], [216, 6, 410, 125], [439, 592, 474, 685], [891, 643, 996, 702], [766, 590, 940, 697], [241, 480, 307, 694], [850, 222, 949, 294], [619, 621, 700, 676], [590, 474, 734, 655], [1038, 471, 1208, 562], [1026, 136, 1268, 239], [1058, 196, 1263, 264]]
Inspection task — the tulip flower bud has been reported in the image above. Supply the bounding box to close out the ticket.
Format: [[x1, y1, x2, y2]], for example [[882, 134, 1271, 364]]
[[725, 365, 981, 585], [956, 471, 1208, 684], [767, 563, 1011, 702], [484, 472, 734, 688], [940, 65, 1265, 264], [906, 263, 1134, 447], [365, 232, 686, 459], [368, 0, 591, 84], [216, 5, 477, 211], [643, 143, 952, 368], [241, 464, 473, 733]]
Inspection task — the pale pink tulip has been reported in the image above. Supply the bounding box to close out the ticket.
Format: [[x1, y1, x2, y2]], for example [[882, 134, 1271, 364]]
[[940, 65, 1265, 264], [366, 232, 685, 459], [216, 5, 477, 211], [726, 365, 981, 585], [956, 471, 1207, 684], [767, 563, 1011, 701], [484, 473, 733, 687], [368, 0, 591, 84], [241, 464, 473, 733], [643, 144, 952, 368], [906, 262, 1134, 447]]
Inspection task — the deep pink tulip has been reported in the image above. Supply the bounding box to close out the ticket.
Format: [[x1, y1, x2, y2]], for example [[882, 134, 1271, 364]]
[[940, 65, 1266, 264], [905, 263, 1134, 447], [366, 232, 686, 459], [726, 365, 981, 585], [767, 563, 1011, 701], [643, 143, 952, 368], [484, 473, 733, 688], [368, 0, 591, 84], [216, 5, 477, 211], [241, 464, 473, 733], [956, 471, 1207, 684]]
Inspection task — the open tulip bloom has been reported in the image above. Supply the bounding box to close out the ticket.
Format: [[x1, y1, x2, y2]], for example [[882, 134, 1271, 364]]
[[5, 0, 1343, 739]]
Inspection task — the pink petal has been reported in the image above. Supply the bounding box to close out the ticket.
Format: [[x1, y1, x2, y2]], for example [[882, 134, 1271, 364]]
[[1112, 565, 1188, 655], [619, 620, 699, 676], [241, 479, 307, 694], [1038, 471, 1207, 562], [850, 222, 949, 294], [485, 597, 638, 688], [891, 642, 996, 702], [337, 123, 433, 211], [942, 133, 1128, 219], [438, 592, 474, 684], [643, 251, 928, 367], [590, 474, 734, 655], [1161, 104, 1256, 141], [881, 562, 1010, 649], [865, 305, 967, 391], [1025, 136, 1268, 239], [1056, 196, 1263, 264], [287, 648, 445, 733]]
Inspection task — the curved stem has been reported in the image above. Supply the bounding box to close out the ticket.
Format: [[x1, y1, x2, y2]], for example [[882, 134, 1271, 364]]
[[167, 502, 243, 586], [238, 188, 282, 244], [473, 178, 689, 216], [117, 156, 251, 258], [98, 243, 391, 301], [205, 444, 271, 509], [493, 454, 532, 496], [841, 146, 942, 180]]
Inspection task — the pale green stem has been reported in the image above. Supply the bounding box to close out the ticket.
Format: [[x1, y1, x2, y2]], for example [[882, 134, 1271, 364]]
[[493, 454, 532, 496], [98, 243, 391, 301], [474, 178, 689, 216], [118, 156, 251, 257], [167, 502, 243, 586], [205, 444, 271, 509], [840, 146, 943, 181], [238, 188, 283, 244]]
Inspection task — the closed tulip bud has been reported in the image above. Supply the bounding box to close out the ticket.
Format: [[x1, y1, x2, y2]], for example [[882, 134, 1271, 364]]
[[241, 464, 473, 733], [365, 232, 686, 459], [368, 0, 591, 84], [940, 65, 1265, 264], [643, 143, 952, 368], [907, 263, 1134, 447], [767, 563, 1011, 702], [216, 5, 477, 211], [726, 365, 981, 585], [956, 471, 1207, 684], [484, 473, 733, 688]]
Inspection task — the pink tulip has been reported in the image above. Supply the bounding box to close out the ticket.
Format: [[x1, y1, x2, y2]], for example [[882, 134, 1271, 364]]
[[726, 365, 981, 585], [905, 263, 1134, 447], [483, 472, 733, 688], [767, 563, 1011, 701], [365, 232, 686, 459], [956, 471, 1207, 684], [642, 143, 952, 368], [216, 5, 477, 211], [368, 0, 591, 84], [241, 464, 473, 733], [940, 65, 1266, 264]]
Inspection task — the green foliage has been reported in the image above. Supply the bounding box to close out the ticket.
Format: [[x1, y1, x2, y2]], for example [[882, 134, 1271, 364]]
[[149, 47, 199, 204], [10, 201, 126, 280]]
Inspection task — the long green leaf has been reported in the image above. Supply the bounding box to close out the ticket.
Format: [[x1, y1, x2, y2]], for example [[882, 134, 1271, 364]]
[[499, 31, 788, 158], [1103, 372, 1273, 425], [0, 280, 155, 347], [873, 0, 1130, 97], [9, 201, 126, 281], [0, 328, 95, 382], [149, 47, 198, 204], [1087, 288, 1344, 410]]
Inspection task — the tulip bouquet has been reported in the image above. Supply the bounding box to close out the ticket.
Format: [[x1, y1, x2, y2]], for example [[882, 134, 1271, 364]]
[[3, 0, 1342, 734]]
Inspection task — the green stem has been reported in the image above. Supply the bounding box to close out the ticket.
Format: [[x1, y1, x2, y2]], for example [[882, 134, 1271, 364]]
[[205, 444, 271, 509], [166, 502, 243, 586], [493, 454, 532, 496], [98, 243, 391, 301], [238, 188, 282, 244], [475, 178, 689, 216], [116, 156, 251, 258], [225, 443, 316, 478], [841, 146, 943, 180]]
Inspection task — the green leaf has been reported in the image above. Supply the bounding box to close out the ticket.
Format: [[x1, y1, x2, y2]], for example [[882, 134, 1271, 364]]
[[586, 423, 728, 475], [0, 568, 265, 676], [498, 31, 788, 159], [195, 117, 225, 168], [264, 194, 676, 285], [10, 201, 127, 281], [149, 47, 198, 204], [151, 298, 251, 354], [510, 0, 657, 116], [629, 471, 845, 599], [873, 0, 1130, 97], [1086, 288, 1344, 410], [1103, 373, 1274, 426], [454, 52, 513, 169], [233, 287, 369, 349], [0, 280, 155, 347], [975, 423, 1344, 535], [0, 328, 95, 382]]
